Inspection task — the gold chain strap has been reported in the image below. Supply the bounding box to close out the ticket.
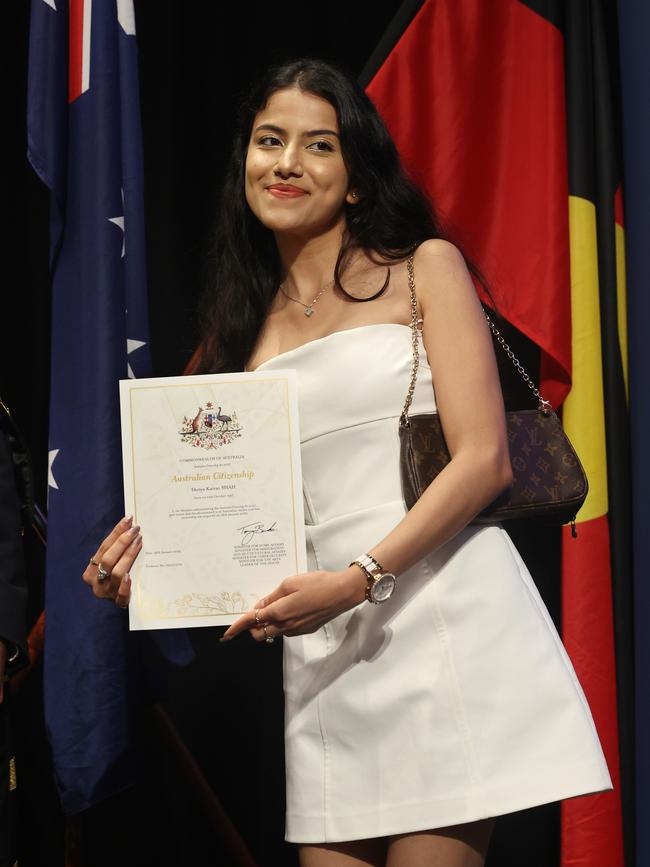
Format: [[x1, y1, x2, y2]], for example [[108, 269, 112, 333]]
[[484, 316, 551, 410], [399, 253, 551, 428], [399, 255, 420, 426]]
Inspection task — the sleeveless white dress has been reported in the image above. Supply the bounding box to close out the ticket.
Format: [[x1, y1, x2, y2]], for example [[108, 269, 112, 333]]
[[254, 323, 612, 844]]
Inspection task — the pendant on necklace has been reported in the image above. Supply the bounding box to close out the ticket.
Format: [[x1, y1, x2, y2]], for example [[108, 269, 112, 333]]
[[304, 306, 314, 317]]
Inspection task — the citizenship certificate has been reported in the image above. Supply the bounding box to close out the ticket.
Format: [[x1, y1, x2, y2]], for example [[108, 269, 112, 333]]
[[119, 370, 306, 630]]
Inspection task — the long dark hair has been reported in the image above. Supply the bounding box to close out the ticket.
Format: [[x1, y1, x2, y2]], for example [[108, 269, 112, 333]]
[[196, 57, 493, 373]]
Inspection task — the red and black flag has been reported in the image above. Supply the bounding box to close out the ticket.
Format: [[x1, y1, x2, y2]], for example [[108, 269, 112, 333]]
[[361, 2, 632, 865]]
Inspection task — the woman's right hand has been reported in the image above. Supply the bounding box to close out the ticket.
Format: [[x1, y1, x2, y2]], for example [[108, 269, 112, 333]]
[[82, 515, 143, 609]]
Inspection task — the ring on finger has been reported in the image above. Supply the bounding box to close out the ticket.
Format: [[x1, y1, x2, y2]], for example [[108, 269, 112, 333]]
[[255, 609, 263, 625], [262, 624, 275, 644], [97, 563, 111, 582], [89, 557, 100, 568], [115, 574, 131, 609]]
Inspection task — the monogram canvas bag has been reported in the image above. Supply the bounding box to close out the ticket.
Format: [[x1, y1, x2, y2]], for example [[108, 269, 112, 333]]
[[398, 255, 589, 530]]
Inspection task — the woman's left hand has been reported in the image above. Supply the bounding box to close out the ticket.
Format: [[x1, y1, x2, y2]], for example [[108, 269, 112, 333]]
[[220, 566, 367, 642]]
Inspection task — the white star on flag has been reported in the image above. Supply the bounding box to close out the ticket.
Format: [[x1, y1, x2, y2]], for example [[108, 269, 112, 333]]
[[108, 188, 125, 257], [42, 0, 57, 9], [48, 449, 60, 489], [127, 338, 147, 378], [48, 449, 60, 506], [117, 0, 136, 35]]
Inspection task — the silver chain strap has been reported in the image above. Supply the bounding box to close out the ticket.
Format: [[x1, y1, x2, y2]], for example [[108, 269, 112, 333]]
[[400, 255, 551, 427]]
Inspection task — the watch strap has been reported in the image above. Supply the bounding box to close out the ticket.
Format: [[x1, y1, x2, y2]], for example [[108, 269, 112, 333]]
[[349, 554, 387, 603], [352, 553, 384, 577]]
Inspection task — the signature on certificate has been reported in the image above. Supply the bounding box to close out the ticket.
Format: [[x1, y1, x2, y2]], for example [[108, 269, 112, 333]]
[[236, 521, 278, 546]]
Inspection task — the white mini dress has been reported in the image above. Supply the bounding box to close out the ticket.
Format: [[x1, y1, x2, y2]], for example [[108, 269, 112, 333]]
[[254, 322, 612, 844]]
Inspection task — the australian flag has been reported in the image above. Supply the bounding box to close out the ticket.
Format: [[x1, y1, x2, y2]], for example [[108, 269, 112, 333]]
[[27, 0, 191, 814]]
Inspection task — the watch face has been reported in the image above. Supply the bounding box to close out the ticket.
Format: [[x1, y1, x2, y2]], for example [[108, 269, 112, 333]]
[[372, 573, 396, 603]]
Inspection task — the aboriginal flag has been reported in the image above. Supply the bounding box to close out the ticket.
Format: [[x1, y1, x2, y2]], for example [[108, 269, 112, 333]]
[[362, 2, 633, 866]]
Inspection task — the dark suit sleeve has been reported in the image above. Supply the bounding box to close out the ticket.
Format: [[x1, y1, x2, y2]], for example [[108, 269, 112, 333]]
[[0, 431, 28, 675]]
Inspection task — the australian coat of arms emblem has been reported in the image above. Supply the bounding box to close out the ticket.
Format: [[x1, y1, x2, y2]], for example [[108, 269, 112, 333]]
[[179, 401, 242, 449]]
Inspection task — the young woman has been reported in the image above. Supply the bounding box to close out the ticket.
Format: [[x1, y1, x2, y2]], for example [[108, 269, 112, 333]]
[[84, 58, 612, 867]]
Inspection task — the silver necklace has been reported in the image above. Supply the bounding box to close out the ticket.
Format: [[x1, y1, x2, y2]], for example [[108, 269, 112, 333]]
[[279, 279, 332, 317]]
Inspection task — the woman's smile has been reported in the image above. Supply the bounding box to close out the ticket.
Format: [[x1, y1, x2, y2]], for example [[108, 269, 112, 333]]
[[266, 183, 309, 198]]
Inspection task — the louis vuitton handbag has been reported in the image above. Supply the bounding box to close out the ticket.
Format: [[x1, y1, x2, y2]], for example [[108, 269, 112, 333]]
[[398, 255, 588, 531]]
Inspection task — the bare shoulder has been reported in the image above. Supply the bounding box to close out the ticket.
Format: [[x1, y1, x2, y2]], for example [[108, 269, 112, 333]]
[[411, 238, 479, 318], [415, 237, 466, 262]]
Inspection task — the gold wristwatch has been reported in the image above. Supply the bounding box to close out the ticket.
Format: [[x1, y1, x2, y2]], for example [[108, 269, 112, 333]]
[[349, 554, 397, 604]]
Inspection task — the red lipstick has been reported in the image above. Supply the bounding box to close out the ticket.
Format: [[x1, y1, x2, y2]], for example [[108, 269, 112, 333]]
[[266, 184, 308, 198]]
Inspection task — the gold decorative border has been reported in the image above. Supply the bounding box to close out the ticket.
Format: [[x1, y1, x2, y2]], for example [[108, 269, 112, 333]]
[[137, 590, 261, 621]]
